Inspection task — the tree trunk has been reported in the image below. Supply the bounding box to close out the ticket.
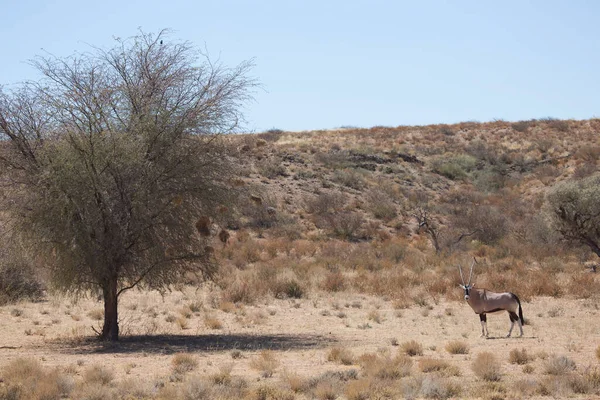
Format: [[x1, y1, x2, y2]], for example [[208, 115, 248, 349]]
[[101, 276, 119, 341]]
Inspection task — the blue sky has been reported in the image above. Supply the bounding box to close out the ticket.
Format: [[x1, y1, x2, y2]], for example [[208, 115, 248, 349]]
[[2, 1, 599, 132]]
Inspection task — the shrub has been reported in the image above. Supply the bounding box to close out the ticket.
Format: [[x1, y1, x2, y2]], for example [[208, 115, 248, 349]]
[[509, 348, 532, 365], [258, 157, 287, 179], [171, 353, 198, 375], [419, 358, 460, 376], [0, 261, 44, 305], [358, 353, 413, 379], [304, 191, 347, 215], [432, 155, 477, 181], [322, 271, 346, 292], [272, 278, 305, 299], [250, 350, 280, 378], [83, 365, 114, 386], [318, 212, 365, 241], [541, 117, 569, 132], [445, 340, 469, 355], [596, 345, 600, 361], [472, 352, 501, 381], [420, 375, 461, 399], [344, 378, 372, 400], [259, 128, 284, 142], [544, 355, 576, 375], [511, 120, 533, 132], [331, 168, 366, 190], [364, 189, 397, 221], [327, 347, 355, 365], [400, 340, 424, 357], [204, 315, 223, 329]]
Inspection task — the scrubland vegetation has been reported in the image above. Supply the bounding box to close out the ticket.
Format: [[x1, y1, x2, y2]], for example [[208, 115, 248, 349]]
[[1, 117, 600, 398]]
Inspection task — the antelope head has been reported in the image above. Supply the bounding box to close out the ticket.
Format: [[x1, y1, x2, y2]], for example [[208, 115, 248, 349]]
[[458, 258, 476, 300]]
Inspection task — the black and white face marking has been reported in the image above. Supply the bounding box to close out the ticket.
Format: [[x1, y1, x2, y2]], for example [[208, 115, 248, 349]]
[[460, 284, 473, 300]]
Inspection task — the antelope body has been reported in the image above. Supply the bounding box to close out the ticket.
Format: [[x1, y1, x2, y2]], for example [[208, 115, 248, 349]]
[[459, 260, 524, 338]]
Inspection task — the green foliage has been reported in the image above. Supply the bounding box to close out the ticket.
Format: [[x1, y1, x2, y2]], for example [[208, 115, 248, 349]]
[[432, 155, 478, 181]]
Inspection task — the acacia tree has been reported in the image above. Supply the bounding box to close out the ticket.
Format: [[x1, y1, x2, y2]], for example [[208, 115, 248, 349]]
[[0, 30, 256, 341], [546, 174, 600, 258]]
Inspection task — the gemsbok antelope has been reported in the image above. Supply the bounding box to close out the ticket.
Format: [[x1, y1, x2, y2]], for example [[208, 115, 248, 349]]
[[459, 259, 524, 338]]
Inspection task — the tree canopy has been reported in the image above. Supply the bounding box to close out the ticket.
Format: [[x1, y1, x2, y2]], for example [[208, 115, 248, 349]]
[[546, 173, 600, 258], [0, 29, 256, 340]]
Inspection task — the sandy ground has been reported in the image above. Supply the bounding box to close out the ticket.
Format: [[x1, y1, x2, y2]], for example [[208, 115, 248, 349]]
[[0, 287, 599, 397]]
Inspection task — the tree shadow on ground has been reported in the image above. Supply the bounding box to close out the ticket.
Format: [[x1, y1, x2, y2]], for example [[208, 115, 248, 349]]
[[50, 333, 337, 355]]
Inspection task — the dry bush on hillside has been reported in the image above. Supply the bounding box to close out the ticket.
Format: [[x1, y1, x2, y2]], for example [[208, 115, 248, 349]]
[[316, 211, 365, 241], [541, 117, 570, 132], [511, 120, 534, 132], [304, 191, 347, 215], [322, 271, 346, 292], [432, 154, 478, 181], [331, 168, 367, 190], [364, 188, 397, 221], [258, 128, 285, 142], [257, 157, 288, 179]]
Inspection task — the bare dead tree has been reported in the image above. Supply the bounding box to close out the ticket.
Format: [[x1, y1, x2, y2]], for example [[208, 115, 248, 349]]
[[0, 29, 257, 341], [414, 207, 442, 254]]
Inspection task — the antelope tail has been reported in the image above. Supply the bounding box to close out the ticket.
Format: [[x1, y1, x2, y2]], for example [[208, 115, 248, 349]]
[[512, 293, 524, 324]]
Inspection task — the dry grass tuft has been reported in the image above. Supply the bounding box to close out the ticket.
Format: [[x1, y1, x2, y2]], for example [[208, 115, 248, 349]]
[[544, 354, 576, 375], [175, 316, 189, 330], [358, 352, 413, 379], [471, 381, 507, 400], [204, 315, 223, 329], [0, 357, 74, 399], [313, 380, 340, 400], [367, 310, 382, 324], [420, 375, 462, 399], [283, 371, 308, 393], [472, 352, 502, 381], [250, 350, 280, 378], [210, 363, 233, 385], [322, 271, 346, 292], [445, 340, 469, 354], [344, 378, 372, 400], [508, 348, 532, 365], [171, 353, 199, 375], [327, 346, 355, 365], [596, 345, 600, 361], [87, 308, 104, 321], [400, 340, 424, 356], [419, 358, 461, 376], [83, 365, 114, 386]]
